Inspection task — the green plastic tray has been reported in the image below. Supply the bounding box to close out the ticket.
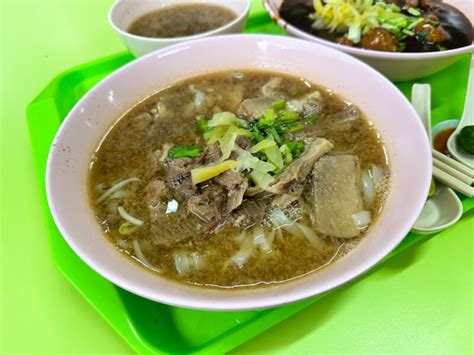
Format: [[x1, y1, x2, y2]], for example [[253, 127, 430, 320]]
[[25, 6, 474, 355]]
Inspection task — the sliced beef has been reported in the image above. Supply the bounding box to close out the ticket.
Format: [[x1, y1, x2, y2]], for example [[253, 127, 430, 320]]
[[311, 155, 364, 239], [146, 144, 173, 179], [287, 91, 323, 117], [144, 179, 171, 206], [229, 198, 269, 228], [187, 184, 226, 222], [236, 136, 251, 150], [214, 170, 244, 189], [226, 179, 249, 213], [272, 193, 300, 208], [204, 143, 221, 164], [261, 77, 286, 98], [149, 205, 199, 247], [147, 149, 164, 178], [270, 138, 333, 194], [166, 157, 197, 200], [238, 97, 274, 119]]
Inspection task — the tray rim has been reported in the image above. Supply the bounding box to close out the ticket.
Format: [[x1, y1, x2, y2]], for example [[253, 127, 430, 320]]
[[25, 51, 474, 355]]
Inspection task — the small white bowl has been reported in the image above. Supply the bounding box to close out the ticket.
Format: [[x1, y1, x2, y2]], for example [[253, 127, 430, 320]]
[[46, 35, 431, 310], [432, 119, 460, 144], [263, 0, 474, 81], [109, 0, 250, 57]]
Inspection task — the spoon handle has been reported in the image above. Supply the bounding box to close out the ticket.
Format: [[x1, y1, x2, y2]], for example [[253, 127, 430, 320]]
[[411, 84, 431, 141], [461, 55, 474, 127]]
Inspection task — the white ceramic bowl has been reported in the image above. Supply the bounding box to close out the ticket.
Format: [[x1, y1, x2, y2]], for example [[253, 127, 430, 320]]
[[109, 0, 250, 57], [263, 0, 474, 81], [46, 35, 431, 311]]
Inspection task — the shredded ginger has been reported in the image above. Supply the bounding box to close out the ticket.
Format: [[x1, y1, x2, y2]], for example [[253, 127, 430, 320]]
[[311, 0, 423, 44]]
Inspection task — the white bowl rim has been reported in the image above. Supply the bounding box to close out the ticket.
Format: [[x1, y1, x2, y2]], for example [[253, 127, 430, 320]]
[[263, 0, 474, 60], [108, 0, 251, 43], [46, 34, 432, 311]]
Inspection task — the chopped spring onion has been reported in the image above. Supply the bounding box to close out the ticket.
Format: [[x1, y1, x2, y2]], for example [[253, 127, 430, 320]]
[[272, 99, 286, 111], [96, 177, 140, 204], [291, 88, 304, 97], [260, 108, 275, 126], [407, 7, 421, 17], [191, 160, 238, 185], [306, 114, 318, 123], [283, 140, 305, 158], [279, 144, 293, 164], [117, 206, 144, 226], [197, 115, 212, 140], [168, 145, 202, 159]]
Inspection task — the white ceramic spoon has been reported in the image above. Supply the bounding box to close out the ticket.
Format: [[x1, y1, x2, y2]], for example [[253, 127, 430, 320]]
[[447, 55, 474, 169], [411, 84, 463, 234]]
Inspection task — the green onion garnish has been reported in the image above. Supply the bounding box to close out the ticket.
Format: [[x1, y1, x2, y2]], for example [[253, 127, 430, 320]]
[[272, 99, 286, 111], [168, 145, 203, 159]]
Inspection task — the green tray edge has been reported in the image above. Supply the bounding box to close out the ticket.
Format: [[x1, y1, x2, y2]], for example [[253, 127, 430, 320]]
[[25, 50, 474, 355], [24, 5, 474, 354]]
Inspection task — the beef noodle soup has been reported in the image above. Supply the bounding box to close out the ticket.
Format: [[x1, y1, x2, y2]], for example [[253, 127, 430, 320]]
[[89, 70, 390, 289]]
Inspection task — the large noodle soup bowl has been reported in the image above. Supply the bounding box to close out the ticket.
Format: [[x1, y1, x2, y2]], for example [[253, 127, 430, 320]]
[[46, 35, 431, 310]]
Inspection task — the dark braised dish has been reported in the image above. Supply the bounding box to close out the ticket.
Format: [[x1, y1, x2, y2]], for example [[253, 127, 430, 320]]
[[89, 70, 390, 289], [280, 0, 473, 52]]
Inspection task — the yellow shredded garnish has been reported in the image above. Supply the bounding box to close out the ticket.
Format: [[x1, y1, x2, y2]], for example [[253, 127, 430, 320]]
[[311, 0, 422, 44]]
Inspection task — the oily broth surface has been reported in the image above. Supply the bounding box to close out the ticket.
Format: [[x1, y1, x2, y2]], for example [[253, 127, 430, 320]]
[[127, 3, 237, 38], [89, 70, 389, 288]]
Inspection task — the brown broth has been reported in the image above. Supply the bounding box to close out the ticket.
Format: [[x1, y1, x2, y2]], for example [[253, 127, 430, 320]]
[[89, 70, 390, 289], [433, 128, 455, 155], [128, 3, 237, 38]]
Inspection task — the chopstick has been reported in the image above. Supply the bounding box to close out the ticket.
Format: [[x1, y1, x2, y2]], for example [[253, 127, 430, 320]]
[[411, 83, 474, 197], [433, 154, 474, 185], [432, 166, 474, 198], [432, 149, 474, 178]]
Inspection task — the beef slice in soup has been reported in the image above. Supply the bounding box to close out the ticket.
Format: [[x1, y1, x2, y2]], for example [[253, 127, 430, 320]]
[[89, 70, 390, 289], [270, 138, 333, 194], [311, 155, 364, 238]]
